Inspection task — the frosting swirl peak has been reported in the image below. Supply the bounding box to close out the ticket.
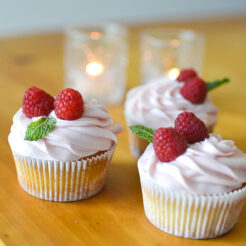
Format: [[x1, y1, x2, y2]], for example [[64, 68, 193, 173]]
[[124, 77, 218, 130], [138, 134, 246, 195], [8, 100, 122, 161]]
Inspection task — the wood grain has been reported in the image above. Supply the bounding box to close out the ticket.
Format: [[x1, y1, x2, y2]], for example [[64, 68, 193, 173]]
[[0, 18, 246, 245]]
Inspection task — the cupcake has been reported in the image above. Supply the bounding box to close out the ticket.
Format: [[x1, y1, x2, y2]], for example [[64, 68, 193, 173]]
[[130, 112, 246, 239], [125, 69, 229, 158], [8, 87, 122, 202]]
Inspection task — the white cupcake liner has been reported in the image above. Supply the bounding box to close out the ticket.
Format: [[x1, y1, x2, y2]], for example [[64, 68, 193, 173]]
[[139, 171, 246, 239], [128, 129, 149, 158], [11, 145, 116, 202]]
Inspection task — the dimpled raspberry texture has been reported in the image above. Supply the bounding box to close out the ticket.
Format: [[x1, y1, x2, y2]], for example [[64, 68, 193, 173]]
[[175, 112, 209, 144], [180, 77, 207, 104], [54, 88, 84, 120], [177, 68, 197, 82], [153, 127, 187, 162], [22, 86, 54, 118]]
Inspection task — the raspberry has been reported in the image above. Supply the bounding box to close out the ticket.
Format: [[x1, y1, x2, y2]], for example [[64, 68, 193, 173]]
[[175, 112, 209, 144], [22, 87, 54, 118], [177, 69, 197, 82], [54, 88, 84, 120], [180, 77, 207, 104], [153, 127, 187, 162]]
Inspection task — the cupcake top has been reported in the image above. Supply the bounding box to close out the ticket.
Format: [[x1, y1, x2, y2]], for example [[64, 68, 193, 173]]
[[9, 95, 122, 161], [138, 134, 246, 195], [124, 76, 218, 129]]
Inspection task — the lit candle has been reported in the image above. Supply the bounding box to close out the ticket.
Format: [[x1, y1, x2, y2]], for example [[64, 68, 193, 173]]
[[86, 61, 104, 77], [168, 67, 180, 80]]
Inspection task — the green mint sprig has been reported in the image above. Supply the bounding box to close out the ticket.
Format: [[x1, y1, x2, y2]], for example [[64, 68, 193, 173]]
[[25, 117, 56, 141], [129, 125, 154, 143], [206, 78, 230, 91]]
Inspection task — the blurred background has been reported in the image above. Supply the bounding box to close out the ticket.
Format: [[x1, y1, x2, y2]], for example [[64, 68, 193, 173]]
[[1, 0, 246, 37]]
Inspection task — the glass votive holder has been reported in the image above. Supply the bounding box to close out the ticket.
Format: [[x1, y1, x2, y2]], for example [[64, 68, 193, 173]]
[[140, 28, 205, 84], [64, 23, 128, 104]]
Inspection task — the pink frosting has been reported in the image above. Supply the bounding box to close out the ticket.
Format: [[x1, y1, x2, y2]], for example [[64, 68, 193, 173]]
[[138, 134, 246, 195], [124, 77, 218, 130], [8, 100, 122, 161]]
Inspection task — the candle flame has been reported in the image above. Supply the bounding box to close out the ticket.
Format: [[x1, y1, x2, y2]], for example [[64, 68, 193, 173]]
[[168, 68, 180, 80], [86, 62, 104, 76]]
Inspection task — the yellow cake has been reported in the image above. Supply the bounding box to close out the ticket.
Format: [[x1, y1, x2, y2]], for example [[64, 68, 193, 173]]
[[12, 147, 115, 201]]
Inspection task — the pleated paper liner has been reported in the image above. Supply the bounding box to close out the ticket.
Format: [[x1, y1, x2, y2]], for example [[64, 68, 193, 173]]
[[128, 129, 149, 158], [12, 144, 116, 202], [139, 171, 246, 239]]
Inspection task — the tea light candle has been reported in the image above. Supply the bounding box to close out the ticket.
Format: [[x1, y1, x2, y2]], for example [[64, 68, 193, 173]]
[[65, 23, 128, 104], [140, 29, 204, 84]]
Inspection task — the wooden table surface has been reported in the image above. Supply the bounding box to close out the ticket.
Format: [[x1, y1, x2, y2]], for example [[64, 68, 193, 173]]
[[0, 18, 246, 246]]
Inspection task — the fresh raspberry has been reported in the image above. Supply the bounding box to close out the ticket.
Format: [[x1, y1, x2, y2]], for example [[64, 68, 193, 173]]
[[180, 77, 207, 104], [22, 86, 54, 118], [153, 127, 187, 162], [175, 112, 209, 144], [177, 69, 197, 82], [54, 88, 84, 120]]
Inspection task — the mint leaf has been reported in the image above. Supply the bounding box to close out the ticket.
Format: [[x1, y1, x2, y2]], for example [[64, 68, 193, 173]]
[[207, 78, 230, 91], [25, 117, 56, 141], [129, 125, 154, 143]]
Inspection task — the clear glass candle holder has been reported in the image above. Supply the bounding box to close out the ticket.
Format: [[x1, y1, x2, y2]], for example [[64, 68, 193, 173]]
[[140, 28, 205, 84], [64, 23, 128, 104]]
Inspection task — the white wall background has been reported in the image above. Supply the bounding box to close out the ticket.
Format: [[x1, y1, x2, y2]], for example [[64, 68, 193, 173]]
[[1, 0, 246, 37]]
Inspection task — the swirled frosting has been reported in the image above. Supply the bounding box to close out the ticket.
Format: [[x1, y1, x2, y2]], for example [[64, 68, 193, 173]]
[[138, 134, 246, 194], [8, 99, 122, 161], [124, 77, 218, 130]]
